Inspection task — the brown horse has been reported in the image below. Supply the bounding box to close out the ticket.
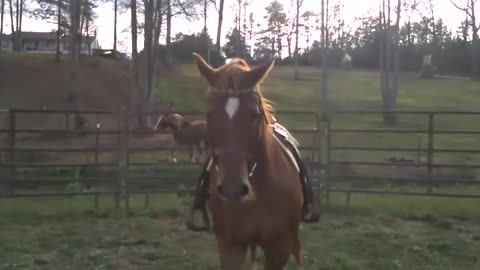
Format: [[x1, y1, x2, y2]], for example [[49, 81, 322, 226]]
[[154, 113, 208, 163], [192, 53, 304, 270]]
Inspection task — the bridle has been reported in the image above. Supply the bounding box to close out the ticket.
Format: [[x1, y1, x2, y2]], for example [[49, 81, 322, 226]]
[[206, 86, 269, 178]]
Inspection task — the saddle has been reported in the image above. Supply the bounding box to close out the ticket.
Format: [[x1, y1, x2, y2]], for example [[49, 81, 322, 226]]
[[203, 123, 304, 175], [270, 122, 302, 171]]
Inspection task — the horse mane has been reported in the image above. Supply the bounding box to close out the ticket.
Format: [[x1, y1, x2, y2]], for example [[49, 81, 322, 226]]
[[213, 58, 275, 125]]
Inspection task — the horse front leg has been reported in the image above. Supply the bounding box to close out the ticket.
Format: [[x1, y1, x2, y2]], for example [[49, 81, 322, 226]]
[[216, 238, 248, 270], [263, 239, 291, 270], [169, 141, 177, 163], [250, 244, 258, 270], [291, 234, 304, 270], [191, 144, 198, 163]]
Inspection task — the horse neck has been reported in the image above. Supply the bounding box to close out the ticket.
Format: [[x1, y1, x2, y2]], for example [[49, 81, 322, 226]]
[[170, 118, 188, 131], [258, 125, 280, 169]]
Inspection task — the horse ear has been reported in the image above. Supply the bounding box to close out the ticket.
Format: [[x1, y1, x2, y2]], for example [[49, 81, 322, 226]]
[[244, 58, 275, 86], [192, 52, 216, 85]]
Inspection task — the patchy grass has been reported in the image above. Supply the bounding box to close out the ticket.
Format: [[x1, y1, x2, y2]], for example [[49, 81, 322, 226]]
[[0, 194, 479, 270]]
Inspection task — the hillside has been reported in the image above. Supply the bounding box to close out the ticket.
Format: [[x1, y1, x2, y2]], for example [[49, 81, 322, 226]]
[[0, 53, 132, 111], [2, 53, 479, 116], [157, 64, 480, 114]]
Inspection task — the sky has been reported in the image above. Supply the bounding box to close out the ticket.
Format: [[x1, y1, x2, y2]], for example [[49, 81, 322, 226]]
[[1, 0, 472, 53]]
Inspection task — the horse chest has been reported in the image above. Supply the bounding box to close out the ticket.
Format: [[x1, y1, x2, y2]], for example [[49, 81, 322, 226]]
[[173, 129, 195, 145], [210, 201, 293, 243]]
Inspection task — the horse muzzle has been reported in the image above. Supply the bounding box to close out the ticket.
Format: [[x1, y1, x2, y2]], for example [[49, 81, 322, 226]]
[[217, 181, 252, 201]]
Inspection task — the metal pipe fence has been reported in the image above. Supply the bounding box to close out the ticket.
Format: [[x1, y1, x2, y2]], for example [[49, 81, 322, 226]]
[[1, 109, 479, 211]]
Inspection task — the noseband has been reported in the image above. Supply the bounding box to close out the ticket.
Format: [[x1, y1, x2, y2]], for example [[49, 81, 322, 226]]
[[208, 87, 268, 178]]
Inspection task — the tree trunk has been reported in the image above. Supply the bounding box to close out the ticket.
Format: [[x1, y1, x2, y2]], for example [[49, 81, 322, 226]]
[[86, 19, 90, 55], [79, 14, 85, 54], [293, 0, 300, 80], [130, 0, 142, 128], [55, 0, 61, 62], [389, 0, 401, 125], [1, 0, 5, 52], [407, 20, 411, 47], [383, 4, 393, 126], [320, 0, 329, 121], [69, 0, 83, 129], [379, 10, 386, 107], [472, 33, 479, 78], [152, 0, 162, 81], [204, 0, 210, 63], [271, 37, 275, 57], [471, 0, 479, 78], [286, 35, 292, 58], [215, 0, 224, 58], [380, 0, 399, 126], [165, 0, 172, 66], [142, 0, 154, 129], [113, 0, 117, 51], [18, 0, 22, 32], [9, 0, 14, 50]]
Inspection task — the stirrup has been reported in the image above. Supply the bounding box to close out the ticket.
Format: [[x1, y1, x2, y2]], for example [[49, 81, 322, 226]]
[[302, 204, 320, 223], [185, 207, 210, 232]]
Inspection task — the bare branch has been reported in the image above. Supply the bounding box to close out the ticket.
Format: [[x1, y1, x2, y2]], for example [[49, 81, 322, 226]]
[[450, 0, 473, 18]]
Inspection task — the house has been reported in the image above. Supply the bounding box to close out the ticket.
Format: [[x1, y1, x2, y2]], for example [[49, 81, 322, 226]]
[[0, 31, 100, 55]]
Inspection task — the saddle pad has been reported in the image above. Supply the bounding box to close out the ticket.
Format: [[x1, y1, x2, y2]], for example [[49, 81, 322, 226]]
[[271, 124, 301, 173]]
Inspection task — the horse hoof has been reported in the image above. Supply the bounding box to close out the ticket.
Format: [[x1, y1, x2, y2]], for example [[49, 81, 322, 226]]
[[302, 212, 320, 223]]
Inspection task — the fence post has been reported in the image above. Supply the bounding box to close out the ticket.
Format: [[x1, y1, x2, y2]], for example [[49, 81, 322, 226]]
[[115, 112, 123, 210], [144, 192, 150, 209], [95, 123, 100, 163], [314, 113, 323, 213], [94, 194, 100, 211], [346, 191, 351, 207], [7, 110, 16, 195], [65, 112, 70, 129], [427, 113, 435, 194], [124, 114, 131, 213], [325, 116, 331, 206]]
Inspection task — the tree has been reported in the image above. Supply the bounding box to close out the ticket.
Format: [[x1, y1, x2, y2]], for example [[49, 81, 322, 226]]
[[215, 0, 224, 60], [29, 0, 70, 61], [114, 0, 118, 51], [258, 0, 287, 58], [203, 0, 210, 62], [320, 0, 329, 120], [293, 0, 303, 80], [8, 0, 25, 50], [56, 0, 62, 62], [300, 11, 316, 53], [379, 0, 402, 126], [130, 0, 141, 127], [450, 0, 479, 78], [223, 27, 249, 58], [68, 0, 84, 129], [1, 0, 5, 50], [163, 0, 202, 65]]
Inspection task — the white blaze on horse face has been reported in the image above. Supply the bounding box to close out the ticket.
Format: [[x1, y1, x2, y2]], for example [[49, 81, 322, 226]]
[[225, 97, 240, 119]]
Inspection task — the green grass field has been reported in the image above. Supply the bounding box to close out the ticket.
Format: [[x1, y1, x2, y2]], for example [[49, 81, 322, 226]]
[[0, 193, 479, 270], [2, 61, 480, 269]]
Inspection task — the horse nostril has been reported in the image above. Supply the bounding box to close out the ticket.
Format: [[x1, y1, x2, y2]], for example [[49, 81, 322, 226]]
[[239, 184, 249, 197], [217, 183, 250, 199]]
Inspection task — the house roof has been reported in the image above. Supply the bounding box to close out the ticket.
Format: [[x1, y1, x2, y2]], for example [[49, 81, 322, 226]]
[[11, 31, 59, 41], [2, 32, 96, 43], [61, 35, 96, 44]]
